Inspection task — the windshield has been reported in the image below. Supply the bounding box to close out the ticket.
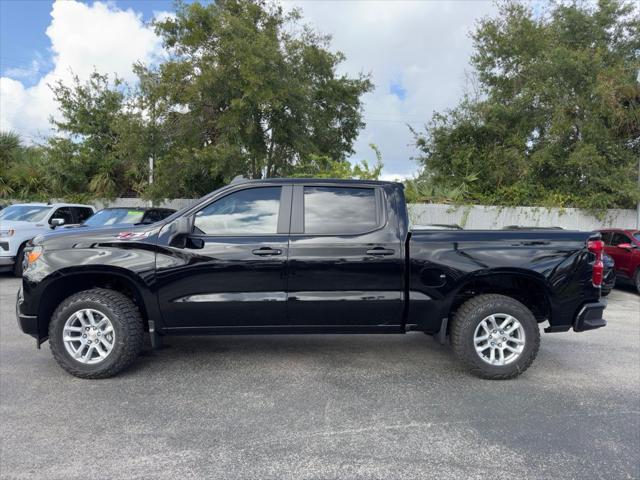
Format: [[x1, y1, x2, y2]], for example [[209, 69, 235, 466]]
[[0, 205, 51, 222], [633, 232, 640, 243], [84, 209, 145, 226]]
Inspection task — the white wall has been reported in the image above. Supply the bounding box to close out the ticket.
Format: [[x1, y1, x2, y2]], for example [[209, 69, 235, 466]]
[[408, 204, 639, 230]]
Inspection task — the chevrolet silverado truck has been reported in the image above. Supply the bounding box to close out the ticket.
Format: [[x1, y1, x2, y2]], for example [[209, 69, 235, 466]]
[[16, 179, 607, 379]]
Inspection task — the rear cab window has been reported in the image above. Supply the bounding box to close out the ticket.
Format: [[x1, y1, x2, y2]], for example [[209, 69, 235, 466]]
[[301, 186, 381, 235]]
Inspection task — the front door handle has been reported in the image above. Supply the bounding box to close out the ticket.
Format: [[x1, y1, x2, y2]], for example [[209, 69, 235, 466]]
[[366, 247, 395, 256], [252, 247, 282, 256]]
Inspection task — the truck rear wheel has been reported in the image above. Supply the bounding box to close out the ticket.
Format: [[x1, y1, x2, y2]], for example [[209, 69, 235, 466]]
[[49, 288, 144, 379], [450, 294, 540, 380]]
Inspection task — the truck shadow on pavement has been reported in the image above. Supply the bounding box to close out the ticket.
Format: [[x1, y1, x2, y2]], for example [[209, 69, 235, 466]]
[[127, 333, 459, 377]]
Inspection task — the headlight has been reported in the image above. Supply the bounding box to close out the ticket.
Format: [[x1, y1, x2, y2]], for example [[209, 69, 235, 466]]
[[0, 229, 14, 237], [26, 245, 43, 265]]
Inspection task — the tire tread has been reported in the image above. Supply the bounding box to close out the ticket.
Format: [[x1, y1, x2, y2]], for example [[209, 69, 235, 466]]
[[450, 294, 540, 380], [49, 288, 143, 379]]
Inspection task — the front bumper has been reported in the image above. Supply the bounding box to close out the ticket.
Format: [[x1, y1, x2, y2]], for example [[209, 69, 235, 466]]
[[16, 288, 39, 339], [573, 301, 607, 332]]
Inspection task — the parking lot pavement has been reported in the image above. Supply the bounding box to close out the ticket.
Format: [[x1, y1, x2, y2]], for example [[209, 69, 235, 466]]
[[0, 275, 638, 480]]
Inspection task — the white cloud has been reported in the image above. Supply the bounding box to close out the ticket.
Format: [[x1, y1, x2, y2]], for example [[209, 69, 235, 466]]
[[0, 0, 162, 142], [286, 0, 497, 177]]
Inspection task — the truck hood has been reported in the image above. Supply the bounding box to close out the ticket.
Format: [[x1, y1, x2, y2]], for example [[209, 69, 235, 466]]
[[32, 224, 162, 251], [0, 220, 49, 231]]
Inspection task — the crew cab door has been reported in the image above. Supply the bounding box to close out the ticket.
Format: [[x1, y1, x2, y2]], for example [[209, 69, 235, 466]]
[[287, 184, 404, 328], [155, 185, 291, 329]]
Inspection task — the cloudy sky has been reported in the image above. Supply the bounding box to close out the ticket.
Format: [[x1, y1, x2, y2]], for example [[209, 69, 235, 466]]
[[0, 0, 499, 180]]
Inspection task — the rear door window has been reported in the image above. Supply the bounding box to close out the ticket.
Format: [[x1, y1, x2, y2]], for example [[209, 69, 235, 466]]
[[303, 186, 379, 235]]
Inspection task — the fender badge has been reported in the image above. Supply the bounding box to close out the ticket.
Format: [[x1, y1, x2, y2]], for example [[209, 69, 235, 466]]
[[117, 231, 152, 240]]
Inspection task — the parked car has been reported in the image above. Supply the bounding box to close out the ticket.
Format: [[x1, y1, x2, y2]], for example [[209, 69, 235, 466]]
[[0, 203, 95, 276], [599, 229, 640, 293], [67, 207, 176, 229], [16, 179, 607, 379]]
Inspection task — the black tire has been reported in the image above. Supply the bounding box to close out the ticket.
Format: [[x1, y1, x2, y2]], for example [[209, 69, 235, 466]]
[[13, 244, 25, 277], [634, 270, 640, 295], [49, 288, 144, 379], [450, 294, 540, 380]]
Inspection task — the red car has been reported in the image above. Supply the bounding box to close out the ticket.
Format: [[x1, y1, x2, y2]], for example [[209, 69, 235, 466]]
[[599, 229, 640, 293]]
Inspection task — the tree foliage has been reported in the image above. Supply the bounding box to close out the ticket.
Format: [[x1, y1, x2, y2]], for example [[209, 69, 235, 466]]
[[290, 144, 383, 180], [413, 0, 640, 209], [47, 72, 150, 198], [139, 0, 373, 199], [0, 132, 50, 199], [1, 0, 375, 202]]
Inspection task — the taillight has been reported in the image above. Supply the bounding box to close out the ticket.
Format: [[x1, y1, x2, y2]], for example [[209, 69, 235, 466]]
[[587, 240, 604, 287]]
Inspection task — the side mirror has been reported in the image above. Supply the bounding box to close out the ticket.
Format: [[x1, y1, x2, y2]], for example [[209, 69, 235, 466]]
[[50, 218, 65, 229], [617, 243, 633, 251], [168, 215, 194, 247], [172, 216, 194, 236]]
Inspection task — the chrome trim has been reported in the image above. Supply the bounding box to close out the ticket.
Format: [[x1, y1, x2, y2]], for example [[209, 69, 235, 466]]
[[289, 291, 401, 301], [174, 292, 287, 303], [175, 291, 403, 303]]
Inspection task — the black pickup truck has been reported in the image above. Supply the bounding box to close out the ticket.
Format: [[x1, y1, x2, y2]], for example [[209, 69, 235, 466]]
[[16, 179, 607, 379]]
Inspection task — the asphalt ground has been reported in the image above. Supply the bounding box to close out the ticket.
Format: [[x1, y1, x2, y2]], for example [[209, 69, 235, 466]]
[[0, 274, 638, 479]]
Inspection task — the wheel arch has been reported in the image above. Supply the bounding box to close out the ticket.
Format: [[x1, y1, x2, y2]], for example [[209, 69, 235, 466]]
[[446, 269, 552, 325], [37, 267, 153, 338]]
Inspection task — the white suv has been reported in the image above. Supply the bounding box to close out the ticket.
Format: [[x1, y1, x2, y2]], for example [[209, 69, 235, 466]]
[[0, 203, 95, 276]]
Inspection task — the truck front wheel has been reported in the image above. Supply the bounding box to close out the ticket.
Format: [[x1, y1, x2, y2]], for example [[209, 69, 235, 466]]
[[450, 294, 540, 380], [49, 288, 144, 379]]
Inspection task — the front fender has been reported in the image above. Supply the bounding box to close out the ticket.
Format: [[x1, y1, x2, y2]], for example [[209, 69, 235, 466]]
[[21, 246, 159, 344]]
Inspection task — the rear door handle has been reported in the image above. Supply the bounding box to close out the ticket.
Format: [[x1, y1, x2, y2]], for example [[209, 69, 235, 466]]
[[366, 247, 395, 256], [251, 247, 282, 256]]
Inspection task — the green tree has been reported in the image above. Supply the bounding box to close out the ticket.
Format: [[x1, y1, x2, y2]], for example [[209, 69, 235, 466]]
[[290, 144, 383, 180], [47, 72, 148, 199], [0, 131, 50, 200], [413, 0, 640, 209], [141, 0, 373, 199]]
